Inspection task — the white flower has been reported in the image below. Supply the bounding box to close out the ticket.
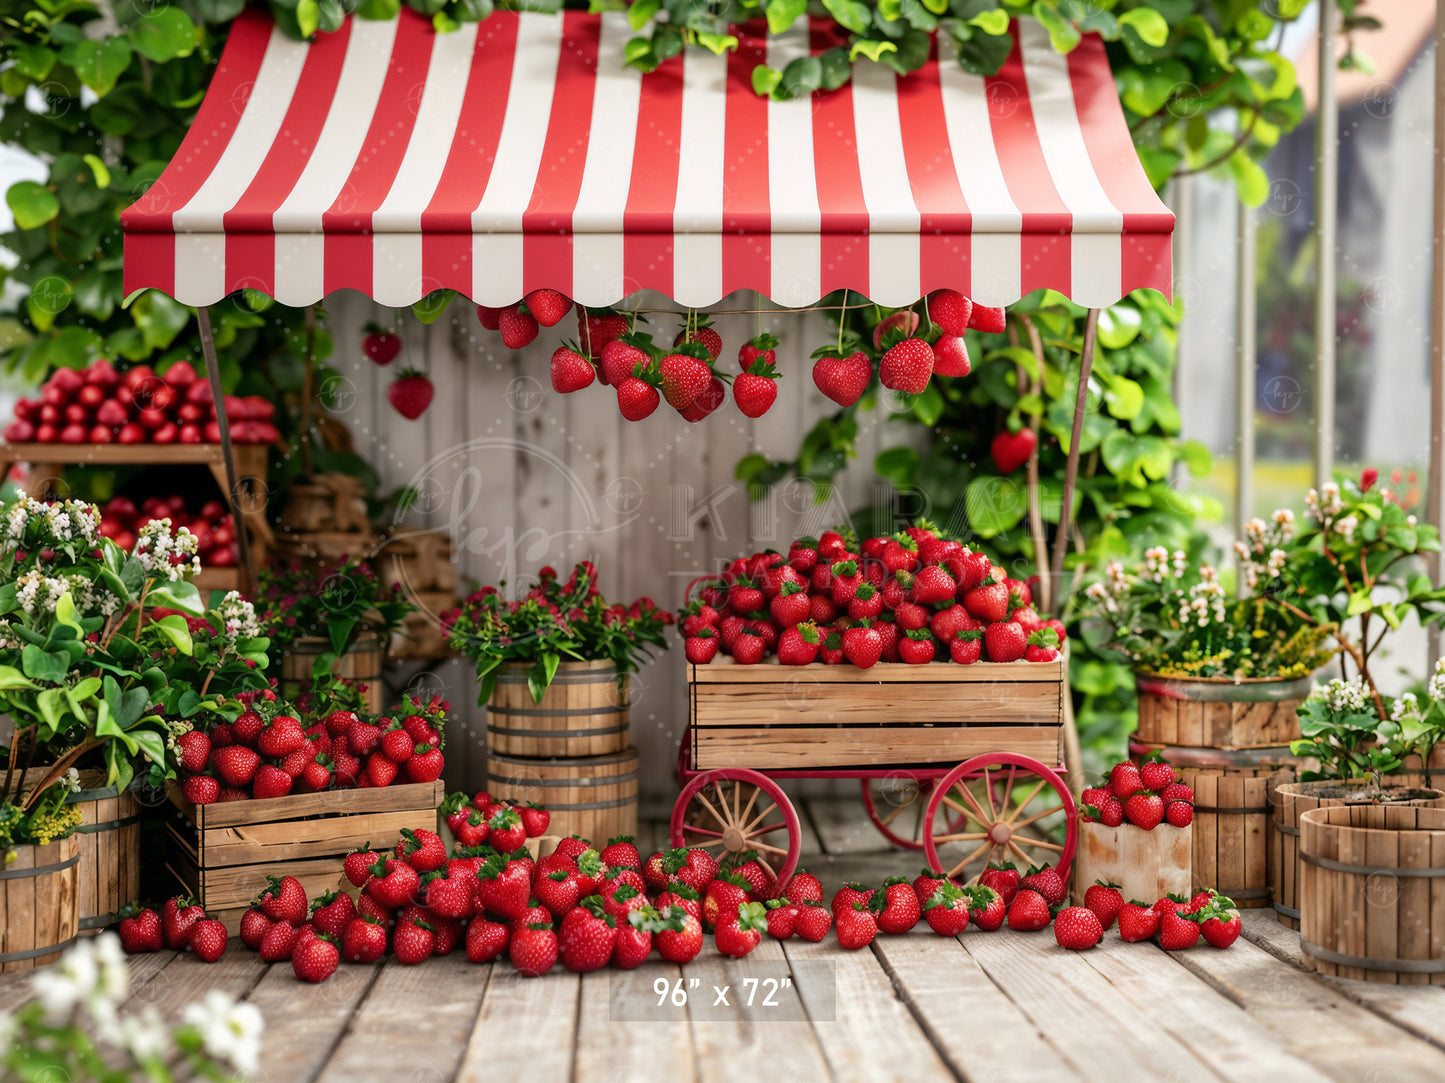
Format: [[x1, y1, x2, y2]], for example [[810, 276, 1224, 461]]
[[61, 767, 81, 795], [1335, 514, 1359, 540], [134, 519, 201, 583], [217, 591, 262, 640], [1392, 692, 1420, 722], [183, 990, 263, 1077], [118, 1005, 169, 1064], [31, 937, 100, 1018], [0, 1009, 15, 1049], [1428, 659, 1445, 703], [91, 932, 129, 1003], [1311, 677, 1370, 715]]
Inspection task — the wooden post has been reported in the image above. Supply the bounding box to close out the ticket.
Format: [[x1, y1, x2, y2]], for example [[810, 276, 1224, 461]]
[[1050, 308, 1098, 595], [196, 306, 255, 593], [1313, 0, 1338, 489], [1235, 198, 1257, 593], [1430, 7, 1445, 666]]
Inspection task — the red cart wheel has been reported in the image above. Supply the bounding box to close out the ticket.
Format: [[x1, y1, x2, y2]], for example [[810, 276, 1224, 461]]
[[922, 754, 1077, 883], [674, 736, 691, 790], [670, 769, 800, 892], [860, 777, 967, 850]]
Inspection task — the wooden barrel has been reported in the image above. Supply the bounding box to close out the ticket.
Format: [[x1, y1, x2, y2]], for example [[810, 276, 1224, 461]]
[[1131, 739, 1298, 909], [0, 835, 79, 973], [1135, 673, 1312, 749], [487, 660, 630, 758], [1271, 780, 1443, 929], [71, 777, 142, 935], [279, 633, 385, 713], [1299, 804, 1445, 984], [486, 748, 638, 846]]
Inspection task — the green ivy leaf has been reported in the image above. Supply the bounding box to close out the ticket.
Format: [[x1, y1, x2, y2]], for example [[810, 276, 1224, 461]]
[[627, 0, 660, 31], [967, 9, 1010, 35], [296, 0, 321, 38], [850, 39, 898, 63], [695, 33, 738, 56], [413, 289, 457, 324], [6, 181, 59, 231], [26, 275, 72, 333], [63, 38, 133, 96], [1228, 153, 1270, 208], [1180, 439, 1211, 478], [823, 0, 872, 35], [765, 0, 808, 35], [1097, 305, 1142, 349], [1118, 8, 1170, 48], [131, 10, 199, 63], [965, 475, 1028, 538], [1103, 376, 1144, 421]]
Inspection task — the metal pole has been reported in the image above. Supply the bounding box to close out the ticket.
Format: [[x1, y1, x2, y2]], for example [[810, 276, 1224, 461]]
[[1050, 308, 1098, 597], [1430, 14, 1445, 665], [1314, 0, 1339, 488], [1235, 198, 1257, 590], [196, 306, 255, 593]]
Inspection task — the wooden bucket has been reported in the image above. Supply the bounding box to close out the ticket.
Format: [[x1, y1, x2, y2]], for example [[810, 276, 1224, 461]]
[[71, 777, 142, 935], [1070, 821, 1191, 906], [1134, 673, 1311, 749], [279, 633, 385, 713], [1299, 804, 1445, 984], [0, 835, 79, 973], [487, 660, 630, 759], [1271, 780, 1443, 929], [1130, 739, 1299, 908], [486, 748, 638, 846]]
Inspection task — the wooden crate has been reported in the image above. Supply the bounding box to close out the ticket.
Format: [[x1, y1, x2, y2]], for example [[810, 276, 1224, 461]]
[[378, 529, 457, 594], [1135, 674, 1311, 749], [278, 473, 370, 535], [166, 780, 443, 932], [391, 593, 460, 661], [1071, 821, 1191, 906], [687, 657, 1064, 771]]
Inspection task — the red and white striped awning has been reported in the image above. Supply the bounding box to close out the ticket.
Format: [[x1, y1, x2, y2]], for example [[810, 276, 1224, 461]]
[[122, 10, 1173, 311]]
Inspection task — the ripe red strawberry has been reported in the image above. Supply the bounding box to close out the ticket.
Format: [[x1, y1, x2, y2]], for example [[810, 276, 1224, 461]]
[[392, 918, 436, 964], [189, 919, 228, 963], [871, 877, 919, 934], [252, 764, 293, 800], [485, 808, 525, 853], [600, 836, 641, 871], [831, 882, 873, 916], [834, 901, 879, 950], [1020, 864, 1066, 908], [162, 896, 205, 950], [897, 630, 936, 664], [518, 802, 550, 837], [577, 307, 630, 358], [1200, 902, 1242, 949], [1160, 781, 1195, 804], [465, 917, 510, 963], [912, 869, 949, 909], [655, 886, 702, 926], [213, 746, 259, 788], [962, 581, 1010, 624], [1117, 901, 1161, 942], [787, 869, 824, 906], [559, 898, 617, 972], [347, 719, 381, 755], [259, 920, 300, 962], [476, 853, 530, 920], [258, 874, 308, 926], [655, 909, 704, 963], [872, 309, 920, 348], [978, 862, 1021, 908], [675, 323, 723, 360], [737, 332, 778, 371], [731, 630, 766, 664], [118, 904, 163, 953], [702, 872, 751, 929], [949, 632, 983, 664], [878, 338, 934, 394], [685, 629, 719, 664], [616, 377, 660, 421], [968, 304, 1006, 333], [177, 730, 211, 773], [1185, 890, 1216, 914], [679, 374, 726, 421], [792, 900, 832, 942], [181, 774, 220, 805], [278, 746, 314, 780], [344, 846, 381, 888], [1084, 881, 1124, 930], [380, 726, 414, 764], [984, 621, 1027, 662], [498, 305, 539, 349], [672, 848, 718, 893], [536, 869, 582, 919], [610, 909, 654, 970], [355, 892, 393, 928], [730, 855, 773, 899], [931, 334, 972, 378], [424, 870, 476, 921], [550, 344, 595, 393], [966, 885, 1007, 931], [923, 883, 970, 936], [642, 849, 674, 892], [231, 710, 265, 747], [310, 891, 357, 938], [812, 351, 872, 406], [1153, 893, 1189, 918], [1109, 761, 1144, 799], [1006, 889, 1051, 932], [387, 370, 434, 420], [291, 933, 339, 982], [910, 565, 957, 606], [1054, 906, 1103, 950], [238, 906, 273, 950], [733, 362, 780, 418], [1165, 800, 1194, 828], [924, 289, 972, 334], [340, 915, 387, 963], [841, 626, 882, 669], [363, 326, 402, 364], [524, 288, 571, 327], [1158, 909, 1201, 951], [714, 900, 766, 958], [770, 581, 812, 626], [1124, 791, 1165, 831], [772, 621, 819, 666], [406, 745, 444, 783], [1139, 754, 1177, 791], [509, 921, 559, 976], [1098, 795, 1125, 827], [366, 856, 421, 909], [257, 715, 305, 758], [659, 352, 713, 410], [765, 899, 799, 939]]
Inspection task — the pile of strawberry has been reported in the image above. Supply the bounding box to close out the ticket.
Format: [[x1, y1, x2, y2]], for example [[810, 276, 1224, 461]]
[[1072, 882, 1243, 952], [680, 526, 1065, 667], [176, 692, 447, 805], [3, 359, 278, 446], [467, 287, 1002, 423], [117, 896, 230, 963], [1079, 753, 1195, 831], [98, 493, 239, 568]]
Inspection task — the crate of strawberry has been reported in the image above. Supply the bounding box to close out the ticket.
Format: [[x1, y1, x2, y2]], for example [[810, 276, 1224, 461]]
[[165, 690, 448, 931], [1071, 753, 1195, 907], [2, 359, 278, 446], [682, 525, 1068, 771], [100, 494, 240, 570]]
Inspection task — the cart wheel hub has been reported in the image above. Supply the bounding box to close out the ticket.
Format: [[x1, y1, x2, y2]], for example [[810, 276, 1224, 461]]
[[722, 827, 746, 851], [988, 822, 1012, 845]]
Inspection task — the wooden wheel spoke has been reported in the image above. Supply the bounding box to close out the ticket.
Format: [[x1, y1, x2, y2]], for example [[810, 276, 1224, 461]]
[[682, 825, 724, 839], [945, 839, 993, 880], [1011, 805, 1059, 833], [742, 800, 779, 835], [1004, 780, 1049, 825], [981, 767, 997, 819], [738, 785, 761, 830], [1013, 836, 1063, 853], [693, 791, 729, 830], [932, 831, 990, 844], [879, 793, 918, 828], [1006, 840, 1033, 866], [1001, 765, 1017, 813], [942, 794, 989, 830], [952, 782, 989, 822], [732, 780, 742, 824], [712, 782, 735, 827], [911, 793, 926, 843], [698, 838, 729, 849], [750, 841, 788, 857]]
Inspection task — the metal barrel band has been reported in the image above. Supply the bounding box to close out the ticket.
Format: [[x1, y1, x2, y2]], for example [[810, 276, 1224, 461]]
[[1194, 806, 1265, 815], [69, 786, 121, 803], [1300, 939, 1445, 974], [0, 935, 78, 963], [489, 771, 638, 788], [542, 796, 636, 812], [496, 670, 616, 686], [74, 813, 143, 835], [79, 914, 116, 931], [0, 853, 79, 879], [1273, 901, 1301, 919], [487, 705, 627, 718], [1300, 852, 1445, 878], [487, 722, 629, 738], [1273, 821, 1300, 837], [1136, 674, 1315, 704]]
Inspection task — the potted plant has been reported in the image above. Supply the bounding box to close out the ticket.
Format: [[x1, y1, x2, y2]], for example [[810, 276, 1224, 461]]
[[444, 561, 671, 758], [257, 555, 411, 712], [1381, 659, 1445, 790]]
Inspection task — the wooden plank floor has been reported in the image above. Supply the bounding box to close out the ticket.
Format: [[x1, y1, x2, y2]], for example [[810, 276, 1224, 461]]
[[5, 798, 1445, 1082]]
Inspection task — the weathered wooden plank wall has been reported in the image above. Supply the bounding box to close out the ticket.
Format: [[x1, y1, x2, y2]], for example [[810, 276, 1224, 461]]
[[322, 291, 908, 805]]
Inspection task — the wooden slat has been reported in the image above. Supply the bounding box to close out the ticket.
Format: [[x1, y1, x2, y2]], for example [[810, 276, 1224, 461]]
[[175, 855, 348, 911], [873, 932, 1074, 1083], [574, 964, 696, 1083], [316, 952, 487, 1082], [198, 809, 435, 866], [250, 961, 379, 1083], [696, 726, 1061, 771], [693, 682, 1061, 725], [458, 963, 577, 1082], [783, 935, 954, 1083], [689, 657, 1065, 682], [174, 779, 445, 829], [806, 797, 896, 856]]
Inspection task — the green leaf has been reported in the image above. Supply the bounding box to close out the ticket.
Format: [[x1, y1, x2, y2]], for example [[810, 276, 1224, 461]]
[[152, 614, 194, 654], [1103, 377, 1144, 421], [850, 39, 898, 63], [780, 55, 823, 97], [875, 446, 920, 487], [1097, 305, 1142, 349], [6, 181, 60, 231], [413, 290, 456, 324], [964, 475, 1028, 537], [1118, 8, 1169, 48], [54, 592, 84, 637], [1228, 153, 1270, 208], [627, 0, 659, 30], [131, 10, 199, 63], [63, 38, 133, 96], [26, 275, 73, 333], [967, 9, 1009, 35], [21, 645, 70, 684], [1346, 589, 1373, 618], [1180, 440, 1211, 478], [695, 32, 738, 56], [765, 0, 807, 33], [823, 0, 872, 34], [908, 382, 945, 427], [296, 0, 321, 38]]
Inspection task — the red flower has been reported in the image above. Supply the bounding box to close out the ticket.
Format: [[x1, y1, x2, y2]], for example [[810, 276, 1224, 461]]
[[1361, 467, 1378, 493]]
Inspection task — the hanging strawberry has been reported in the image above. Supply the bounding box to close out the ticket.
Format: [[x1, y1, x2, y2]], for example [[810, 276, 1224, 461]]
[[679, 376, 726, 422], [616, 376, 661, 422], [658, 343, 713, 410], [524, 289, 572, 328], [932, 334, 971, 378], [550, 343, 595, 393], [969, 304, 1008, 333], [674, 318, 722, 361], [878, 338, 934, 395], [577, 307, 631, 360], [924, 289, 972, 336], [362, 323, 401, 365], [737, 333, 779, 372], [811, 350, 871, 407], [388, 370, 434, 420], [476, 305, 505, 331], [990, 429, 1037, 474], [872, 309, 919, 350], [733, 357, 780, 418], [498, 305, 539, 349]]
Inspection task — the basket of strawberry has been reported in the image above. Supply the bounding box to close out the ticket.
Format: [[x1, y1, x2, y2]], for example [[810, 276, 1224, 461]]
[[1071, 753, 1196, 906]]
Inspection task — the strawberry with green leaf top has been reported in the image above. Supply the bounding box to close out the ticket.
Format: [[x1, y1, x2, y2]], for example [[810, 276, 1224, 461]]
[[715, 901, 767, 958]]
